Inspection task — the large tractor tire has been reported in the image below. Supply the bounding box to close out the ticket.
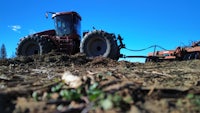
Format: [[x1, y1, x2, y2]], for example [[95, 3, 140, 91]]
[[80, 30, 120, 60], [39, 37, 56, 54], [17, 36, 55, 56]]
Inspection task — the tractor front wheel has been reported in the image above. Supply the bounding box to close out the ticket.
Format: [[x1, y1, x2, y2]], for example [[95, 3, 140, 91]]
[[80, 30, 120, 60]]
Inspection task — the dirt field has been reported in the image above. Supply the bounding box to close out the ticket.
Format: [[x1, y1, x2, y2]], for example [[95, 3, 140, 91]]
[[0, 53, 200, 113]]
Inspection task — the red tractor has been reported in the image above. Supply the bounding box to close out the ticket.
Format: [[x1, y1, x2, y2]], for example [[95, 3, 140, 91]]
[[17, 11, 124, 60]]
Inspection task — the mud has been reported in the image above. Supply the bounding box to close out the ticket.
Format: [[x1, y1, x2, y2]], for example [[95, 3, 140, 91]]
[[0, 53, 200, 113]]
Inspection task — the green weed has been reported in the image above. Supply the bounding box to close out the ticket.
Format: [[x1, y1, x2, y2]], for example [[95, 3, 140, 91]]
[[32, 82, 133, 111], [176, 93, 200, 112]]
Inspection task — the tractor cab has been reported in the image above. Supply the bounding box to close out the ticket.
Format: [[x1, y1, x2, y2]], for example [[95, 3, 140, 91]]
[[52, 12, 81, 37]]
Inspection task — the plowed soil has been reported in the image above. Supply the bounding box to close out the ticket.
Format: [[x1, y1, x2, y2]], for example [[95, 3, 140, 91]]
[[0, 53, 200, 113]]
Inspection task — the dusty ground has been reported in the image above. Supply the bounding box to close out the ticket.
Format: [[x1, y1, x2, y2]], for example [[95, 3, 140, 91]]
[[0, 53, 200, 113]]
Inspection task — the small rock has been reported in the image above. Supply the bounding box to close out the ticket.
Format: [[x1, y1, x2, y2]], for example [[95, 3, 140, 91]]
[[128, 105, 141, 113], [62, 71, 82, 88]]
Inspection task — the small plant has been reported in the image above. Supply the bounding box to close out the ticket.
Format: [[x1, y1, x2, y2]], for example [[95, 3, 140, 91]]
[[32, 91, 38, 101], [186, 93, 200, 109], [51, 83, 64, 92], [87, 82, 103, 101], [99, 93, 123, 110], [176, 93, 200, 112], [60, 88, 81, 101], [31, 82, 132, 111]]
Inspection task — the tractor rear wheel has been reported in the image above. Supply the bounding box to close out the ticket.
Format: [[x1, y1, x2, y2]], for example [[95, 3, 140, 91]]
[[39, 37, 56, 54], [17, 36, 55, 56], [17, 36, 41, 56], [80, 30, 120, 60]]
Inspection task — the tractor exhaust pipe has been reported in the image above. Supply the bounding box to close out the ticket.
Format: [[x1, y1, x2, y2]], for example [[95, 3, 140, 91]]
[[45, 12, 56, 18]]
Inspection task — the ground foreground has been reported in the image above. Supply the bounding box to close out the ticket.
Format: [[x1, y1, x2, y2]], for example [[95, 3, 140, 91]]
[[0, 53, 200, 113]]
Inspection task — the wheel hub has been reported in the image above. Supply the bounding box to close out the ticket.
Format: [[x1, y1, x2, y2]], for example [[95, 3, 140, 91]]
[[87, 37, 107, 56]]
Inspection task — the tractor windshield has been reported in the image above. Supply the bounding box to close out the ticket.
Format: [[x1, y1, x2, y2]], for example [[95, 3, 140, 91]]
[[54, 14, 81, 37]]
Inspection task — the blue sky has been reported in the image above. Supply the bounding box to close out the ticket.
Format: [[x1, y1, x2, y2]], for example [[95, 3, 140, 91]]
[[1, 0, 200, 62]]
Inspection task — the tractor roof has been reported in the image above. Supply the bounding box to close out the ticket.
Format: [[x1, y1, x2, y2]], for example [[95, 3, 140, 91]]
[[52, 11, 82, 20]]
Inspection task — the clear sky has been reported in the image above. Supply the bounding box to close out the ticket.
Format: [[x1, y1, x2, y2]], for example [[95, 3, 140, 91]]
[[1, 0, 200, 62]]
